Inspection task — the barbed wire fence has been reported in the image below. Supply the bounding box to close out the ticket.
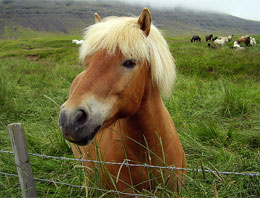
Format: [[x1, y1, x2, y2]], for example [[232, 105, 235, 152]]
[[1, 123, 260, 197], [1, 150, 259, 177]]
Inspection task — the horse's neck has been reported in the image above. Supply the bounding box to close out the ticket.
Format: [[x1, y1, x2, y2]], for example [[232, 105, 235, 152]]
[[118, 85, 179, 164], [121, 86, 167, 134]]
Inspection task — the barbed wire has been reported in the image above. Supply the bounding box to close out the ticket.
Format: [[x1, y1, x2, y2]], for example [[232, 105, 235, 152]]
[[1, 150, 259, 177], [0, 171, 151, 197]]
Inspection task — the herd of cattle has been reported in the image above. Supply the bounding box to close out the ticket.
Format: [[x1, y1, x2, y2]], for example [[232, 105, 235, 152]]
[[191, 34, 257, 50]]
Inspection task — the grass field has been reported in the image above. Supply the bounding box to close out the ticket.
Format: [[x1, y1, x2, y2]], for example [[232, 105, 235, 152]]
[[0, 33, 259, 197]]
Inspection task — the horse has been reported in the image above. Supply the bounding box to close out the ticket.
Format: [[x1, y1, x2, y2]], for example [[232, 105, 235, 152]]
[[191, 35, 201, 42], [230, 41, 245, 50], [233, 41, 240, 48], [237, 35, 250, 46], [214, 38, 227, 47], [72, 39, 84, 45], [228, 35, 234, 42], [250, 37, 256, 46], [59, 8, 187, 194], [205, 34, 213, 42]]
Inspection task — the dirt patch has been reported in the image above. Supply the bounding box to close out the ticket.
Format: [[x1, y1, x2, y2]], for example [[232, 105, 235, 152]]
[[26, 54, 40, 61]]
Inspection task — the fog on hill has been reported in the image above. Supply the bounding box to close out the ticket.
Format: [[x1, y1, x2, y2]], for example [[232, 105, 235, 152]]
[[115, 0, 260, 22]]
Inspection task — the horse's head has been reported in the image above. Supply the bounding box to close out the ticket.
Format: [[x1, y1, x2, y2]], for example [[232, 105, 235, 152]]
[[59, 50, 150, 145], [59, 8, 175, 146]]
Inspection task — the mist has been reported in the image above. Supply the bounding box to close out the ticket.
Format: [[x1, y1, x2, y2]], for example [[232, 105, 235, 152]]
[[114, 0, 260, 21]]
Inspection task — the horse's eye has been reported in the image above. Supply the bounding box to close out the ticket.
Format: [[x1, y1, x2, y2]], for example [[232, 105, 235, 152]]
[[123, 60, 136, 69]]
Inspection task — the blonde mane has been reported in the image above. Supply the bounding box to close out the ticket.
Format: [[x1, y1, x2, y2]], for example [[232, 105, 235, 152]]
[[79, 16, 176, 98]]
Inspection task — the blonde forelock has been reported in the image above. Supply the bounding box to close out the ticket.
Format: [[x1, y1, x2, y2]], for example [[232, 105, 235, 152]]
[[79, 16, 176, 98]]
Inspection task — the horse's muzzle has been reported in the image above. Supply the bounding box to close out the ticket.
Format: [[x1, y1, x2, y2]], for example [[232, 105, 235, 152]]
[[59, 107, 101, 145]]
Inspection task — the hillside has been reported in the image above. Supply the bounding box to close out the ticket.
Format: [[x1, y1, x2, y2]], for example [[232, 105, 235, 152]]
[[1, 0, 260, 38]]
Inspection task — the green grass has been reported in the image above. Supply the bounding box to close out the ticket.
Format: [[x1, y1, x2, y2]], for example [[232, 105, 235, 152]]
[[0, 34, 259, 197]]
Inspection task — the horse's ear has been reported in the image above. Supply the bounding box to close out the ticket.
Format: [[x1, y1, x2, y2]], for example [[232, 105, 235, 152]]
[[137, 8, 152, 36], [94, 13, 102, 23]]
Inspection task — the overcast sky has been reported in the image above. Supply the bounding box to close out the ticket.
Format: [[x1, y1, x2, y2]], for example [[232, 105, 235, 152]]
[[116, 0, 260, 21]]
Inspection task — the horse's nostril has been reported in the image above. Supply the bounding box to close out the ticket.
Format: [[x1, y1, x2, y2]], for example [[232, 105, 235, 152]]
[[74, 109, 88, 126]]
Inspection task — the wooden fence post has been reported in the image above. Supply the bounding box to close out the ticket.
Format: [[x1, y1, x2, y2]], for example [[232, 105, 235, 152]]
[[8, 123, 37, 198]]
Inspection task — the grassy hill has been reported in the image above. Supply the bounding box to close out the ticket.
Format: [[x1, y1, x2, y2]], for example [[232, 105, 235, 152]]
[[1, 0, 260, 38]]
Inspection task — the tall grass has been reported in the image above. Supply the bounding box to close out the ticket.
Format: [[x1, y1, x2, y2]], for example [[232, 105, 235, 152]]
[[0, 35, 259, 197]]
